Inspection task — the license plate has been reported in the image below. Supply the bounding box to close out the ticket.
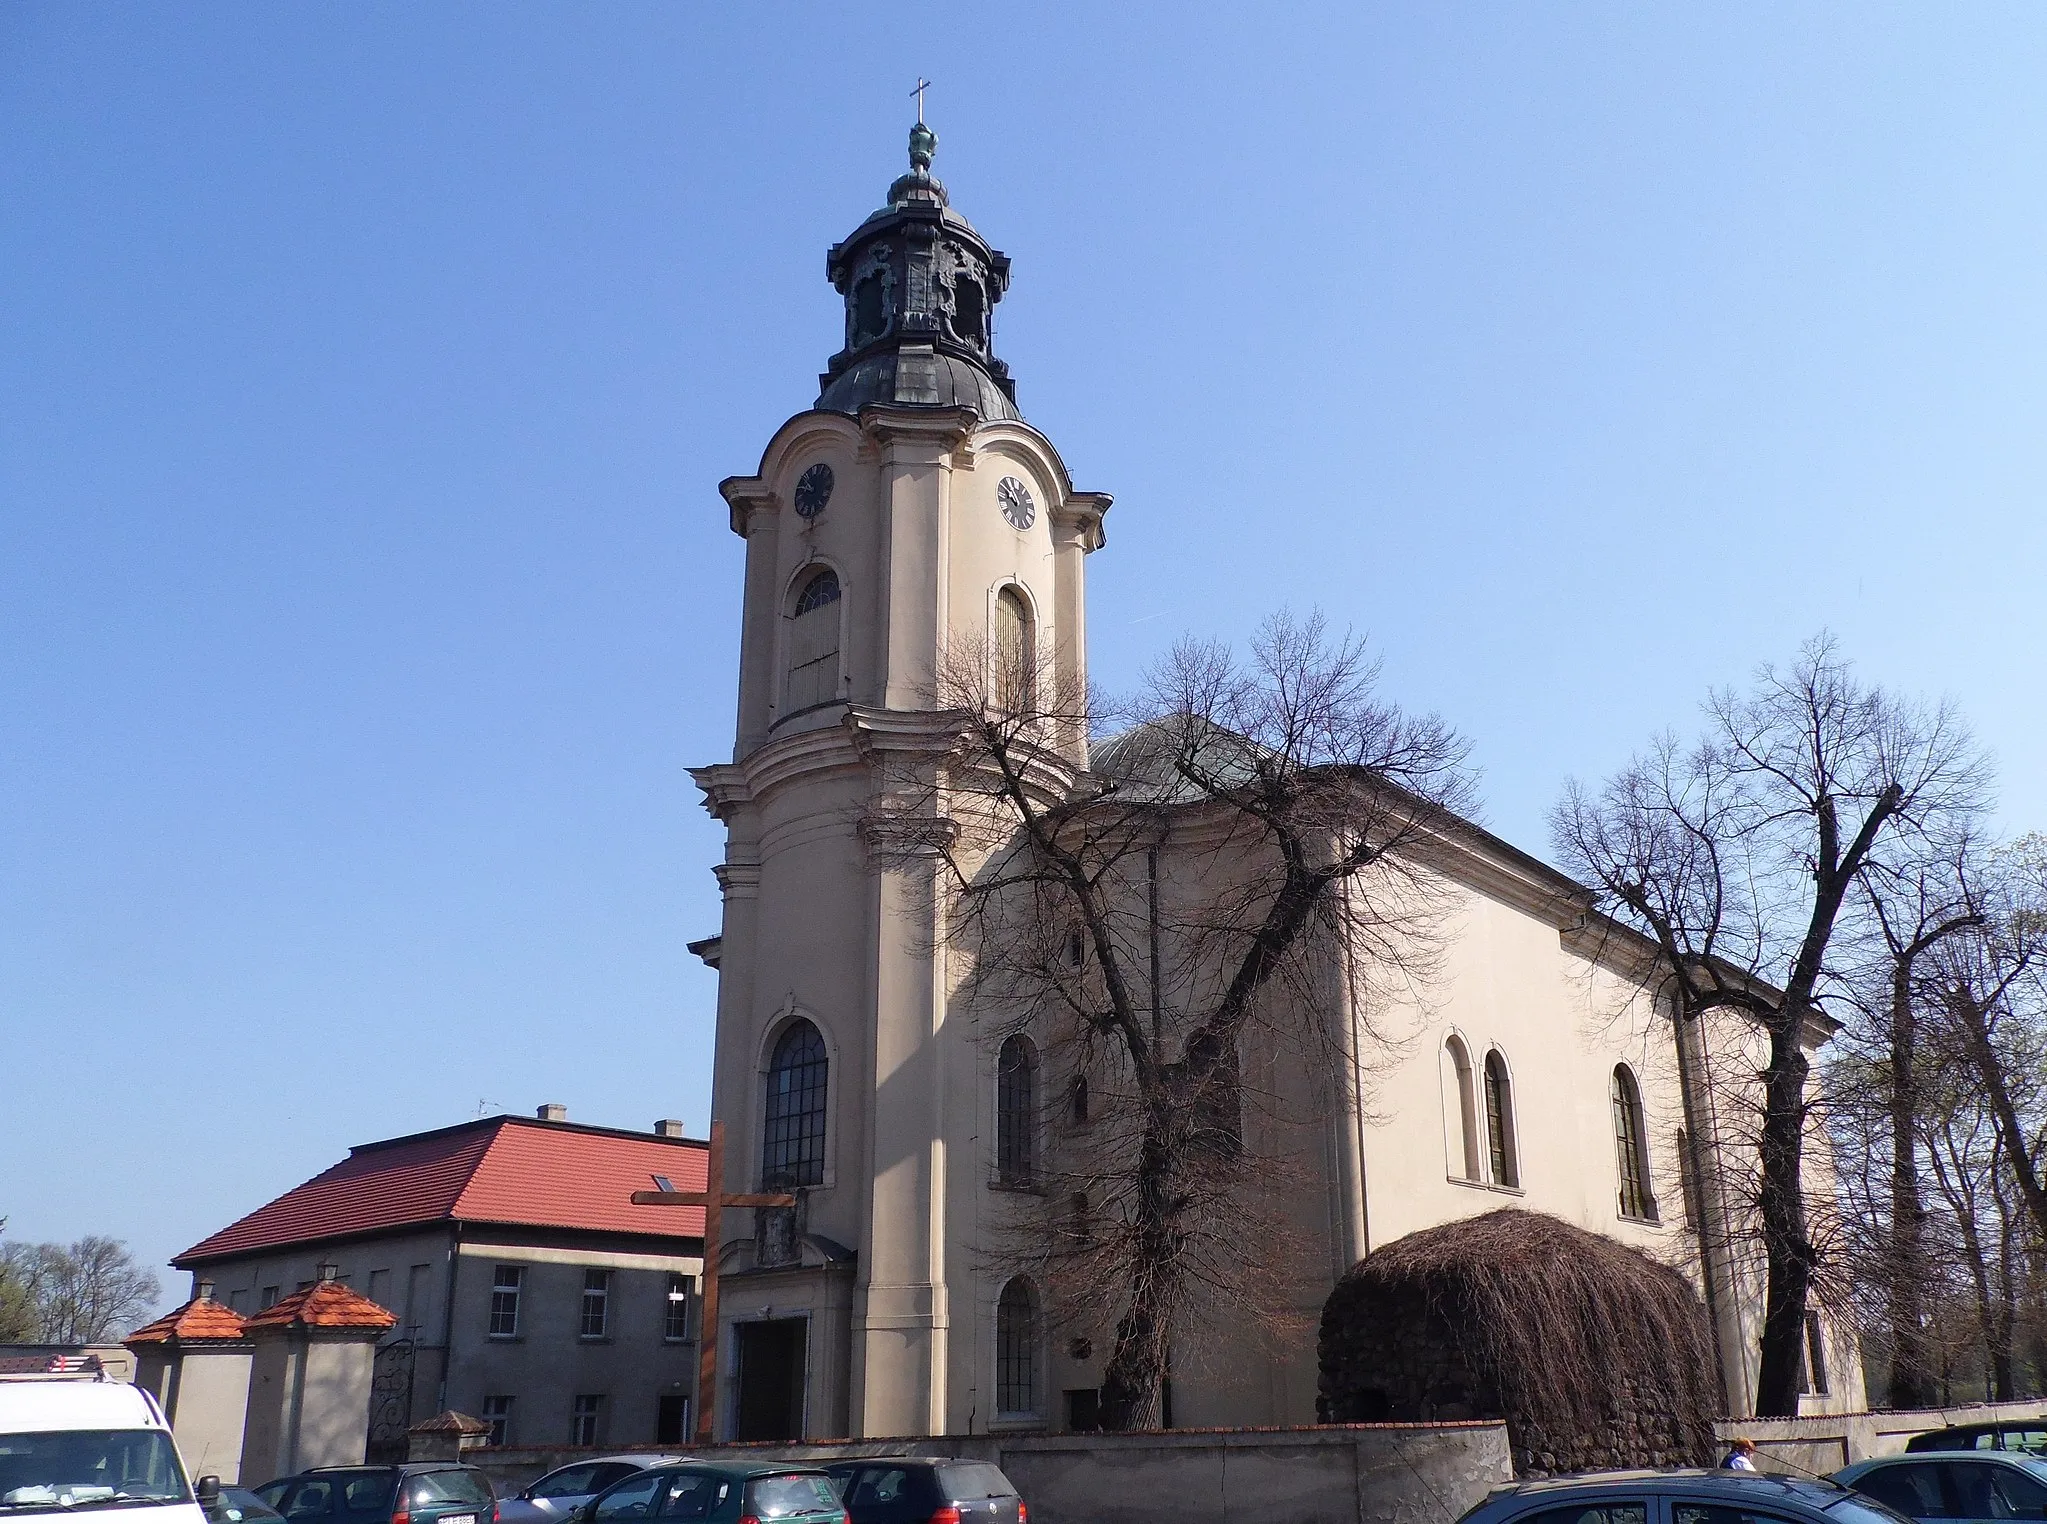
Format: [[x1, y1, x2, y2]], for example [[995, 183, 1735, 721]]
[[444, 1514, 476, 1523]]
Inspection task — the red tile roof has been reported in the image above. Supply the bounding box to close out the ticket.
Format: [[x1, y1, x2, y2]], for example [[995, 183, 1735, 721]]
[[175, 1116, 708, 1265], [245, 1279, 397, 1331], [125, 1296, 247, 1346]]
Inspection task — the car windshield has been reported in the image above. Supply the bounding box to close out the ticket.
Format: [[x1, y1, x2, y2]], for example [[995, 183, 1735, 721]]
[[936, 1466, 1013, 1502], [0, 1430, 190, 1513], [1825, 1491, 1921, 1524], [741, 1476, 838, 1520]]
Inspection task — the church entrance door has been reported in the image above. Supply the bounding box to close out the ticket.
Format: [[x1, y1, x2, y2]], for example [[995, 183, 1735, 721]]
[[734, 1318, 807, 1441]]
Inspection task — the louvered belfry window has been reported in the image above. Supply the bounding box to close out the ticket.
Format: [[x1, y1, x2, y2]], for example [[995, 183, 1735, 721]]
[[785, 569, 842, 712], [763, 1020, 829, 1188]]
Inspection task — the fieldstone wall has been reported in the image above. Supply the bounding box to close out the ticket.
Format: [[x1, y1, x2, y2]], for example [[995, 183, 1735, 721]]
[[1320, 1285, 1704, 1475]]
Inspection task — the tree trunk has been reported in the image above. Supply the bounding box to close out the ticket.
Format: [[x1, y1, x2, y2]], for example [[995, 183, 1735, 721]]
[[1097, 1105, 1179, 1431], [1755, 1027, 1815, 1416], [1887, 962, 1936, 1408]]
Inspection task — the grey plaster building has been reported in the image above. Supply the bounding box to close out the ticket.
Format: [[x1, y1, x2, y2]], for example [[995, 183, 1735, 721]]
[[173, 1108, 707, 1459]]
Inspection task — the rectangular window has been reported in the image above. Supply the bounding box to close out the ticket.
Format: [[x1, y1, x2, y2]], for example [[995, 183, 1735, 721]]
[[570, 1394, 604, 1446], [489, 1265, 523, 1337], [260, 1285, 280, 1309], [227, 1288, 249, 1314], [656, 1395, 689, 1445], [1802, 1313, 1830, 1396], [579, 1269, 610, 1338], [481, 1395, 513, 1447], [366, 1268, 391, 1312], [664, 1274, 691, 1342]]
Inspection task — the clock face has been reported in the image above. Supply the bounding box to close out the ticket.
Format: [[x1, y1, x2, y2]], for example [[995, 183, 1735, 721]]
[[998, 475, 1036, 531], [793, 462, 834, 519]]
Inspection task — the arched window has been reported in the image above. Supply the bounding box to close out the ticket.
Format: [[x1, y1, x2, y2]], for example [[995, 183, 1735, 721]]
[[762, 1020, 828, 1188], [1611, 1065, 1656, 1221], [1442, 1036, 1480, 1181], [992, 587, 1032, 712], [785, 569, 842, 713], [1483, 1050, 1518, 1188], [996, 1035, 1037, 1186], [995, 1278, 1039, 1417]]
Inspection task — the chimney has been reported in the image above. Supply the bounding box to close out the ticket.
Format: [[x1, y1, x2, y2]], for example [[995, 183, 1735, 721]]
[[194, 1277, 216, 1303], [654, 1119, 686, 1139], [536, 1103, 568, 1123]]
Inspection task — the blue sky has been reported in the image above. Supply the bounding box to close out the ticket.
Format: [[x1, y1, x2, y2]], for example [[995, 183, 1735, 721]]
[[4, 4, 2044, 1310]]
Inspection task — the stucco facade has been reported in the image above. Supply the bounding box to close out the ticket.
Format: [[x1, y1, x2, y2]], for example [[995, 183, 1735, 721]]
[[692, 126, 1862, 1442]]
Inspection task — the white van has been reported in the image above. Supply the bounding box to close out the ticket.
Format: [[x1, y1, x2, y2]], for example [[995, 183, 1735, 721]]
[[0, 1372, 211, 1524]]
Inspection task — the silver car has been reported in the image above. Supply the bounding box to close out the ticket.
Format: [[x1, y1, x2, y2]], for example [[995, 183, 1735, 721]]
[[1454, 1470, 1910, 1524], [496, 1458, 689, 1524], [1836, 1449, 2047, 1524]]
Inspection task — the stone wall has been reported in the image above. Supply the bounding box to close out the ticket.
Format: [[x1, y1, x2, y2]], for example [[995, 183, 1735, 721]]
[[458, 1422, 1513, 1524]]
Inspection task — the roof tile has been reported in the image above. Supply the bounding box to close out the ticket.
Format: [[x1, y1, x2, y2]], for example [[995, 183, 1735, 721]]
[[176, 1116, 707, 1264], [245, 1279, 397, 1331], [126, 1296, 248, 1345]]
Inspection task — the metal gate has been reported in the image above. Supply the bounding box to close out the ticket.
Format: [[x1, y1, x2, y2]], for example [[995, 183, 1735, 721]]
[[365, 1338, 416, 1463]]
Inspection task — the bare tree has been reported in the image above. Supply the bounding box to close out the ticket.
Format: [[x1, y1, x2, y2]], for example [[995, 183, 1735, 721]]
[[878, 610, 1473, 1429], [0, 1234, 161, 1343], [1937, 837, 2047, 1253], [1848, 835, 1985, 1407], [1552, 637, 1987, 1415]]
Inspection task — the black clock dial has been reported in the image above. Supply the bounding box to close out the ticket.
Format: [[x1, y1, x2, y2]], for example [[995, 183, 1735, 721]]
[[998, 475, 1035, 530], [794, 462, 835, 519]]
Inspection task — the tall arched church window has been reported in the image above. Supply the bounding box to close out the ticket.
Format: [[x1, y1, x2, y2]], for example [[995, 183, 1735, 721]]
[[785, 569, 842, 713], [1483, 1050, 1519, 1188], [1611, 1065, 1656, 1221], [1442, 1036, 1481, 1181], [996, 1035, 1037, 1186], [995, 1278, 1039, 1417], [992, 587, 1032, 712], [762, 1020, 828, 1188]]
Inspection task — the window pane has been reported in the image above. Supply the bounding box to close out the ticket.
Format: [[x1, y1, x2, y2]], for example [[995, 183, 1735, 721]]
[[529, 1468, 598, 1501], [1517, 1504, 1647, 1524], [1848, 1472, 1951, 1522], [1671, 1506, 1811, 1524], [996, 1037, 1036, 1186], [592, 1477, 663, 1521], [763, 1022, 829, 1187], [742, 1477, 837, 1520], [995, 1280, 1037, 1416]]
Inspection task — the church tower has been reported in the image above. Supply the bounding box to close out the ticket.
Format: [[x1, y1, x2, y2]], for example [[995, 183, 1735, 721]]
[[693, 123, 1110, 1441]]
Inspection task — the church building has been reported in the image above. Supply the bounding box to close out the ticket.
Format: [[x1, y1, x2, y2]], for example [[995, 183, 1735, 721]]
[[688, 122, 1862, 1442]]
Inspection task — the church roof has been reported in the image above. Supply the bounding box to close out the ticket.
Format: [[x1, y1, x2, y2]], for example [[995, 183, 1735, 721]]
[[815, 122, 1021, 422], [174, 1113, 708, 1265]]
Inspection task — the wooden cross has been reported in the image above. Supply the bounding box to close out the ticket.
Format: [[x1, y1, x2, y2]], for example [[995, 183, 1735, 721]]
[[631, 1120, 795, 1445], [911, 78, 931, 124]]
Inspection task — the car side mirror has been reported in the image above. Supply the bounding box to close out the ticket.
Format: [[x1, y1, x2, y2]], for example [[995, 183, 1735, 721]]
[[196, 1478, 223, 1508]]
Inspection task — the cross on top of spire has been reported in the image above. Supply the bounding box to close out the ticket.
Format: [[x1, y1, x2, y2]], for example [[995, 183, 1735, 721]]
[[912, 77, 931, 124]]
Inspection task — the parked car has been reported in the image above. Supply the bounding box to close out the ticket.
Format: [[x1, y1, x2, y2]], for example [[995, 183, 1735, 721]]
[[498, 1459, 686, 1524], [251, 1465, 496, 1524], [207, 1487, 286, 1524], [1905, 1424, 2047, 1456], [0, 1368, 207, 1524], [1837, 1450, 2047, 1523], [821, 1458, 1023, 1524], [1452, 1470, 1908, 1524], [576, 1462, 842, 1524]]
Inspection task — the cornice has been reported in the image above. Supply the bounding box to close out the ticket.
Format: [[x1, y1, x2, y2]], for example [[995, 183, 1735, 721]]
[[857, 403, 979, 458]]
